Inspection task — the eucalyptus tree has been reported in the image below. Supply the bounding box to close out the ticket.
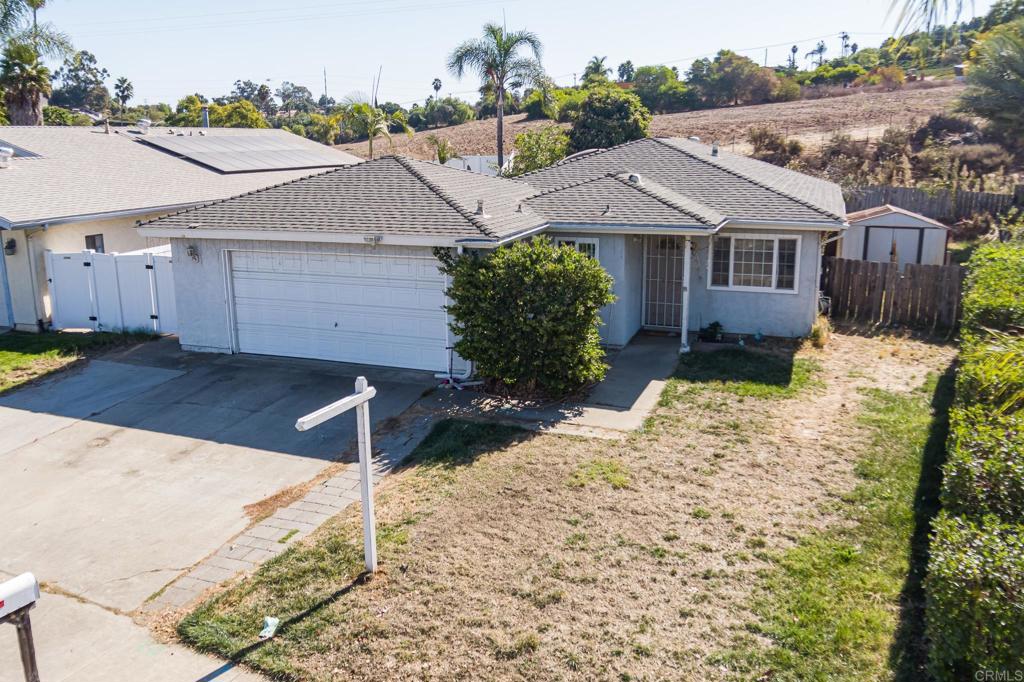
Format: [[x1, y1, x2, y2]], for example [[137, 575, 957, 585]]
[[448, 22, 543, 169]]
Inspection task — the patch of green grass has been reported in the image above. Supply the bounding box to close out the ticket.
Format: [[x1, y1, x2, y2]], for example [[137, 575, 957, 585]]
[[0, 330, 156, 394], [277, 529, 298, 544], [691, 507, 711, 520], [719, 371, 954, 681], [411, 419, 529, 469], [567, 458, 630, 489], [492, 632, 540, 660], [663, 349, 821, 403]]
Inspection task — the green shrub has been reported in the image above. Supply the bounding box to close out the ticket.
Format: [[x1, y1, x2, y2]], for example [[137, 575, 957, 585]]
[[567, 87, 650, 153], [962, 243, 1024, 336], [942, 407, 1024, 521], [956, 332, 1024, 414], [553, 88, 588, 123], [507, 126, 569, 177], [925, 513, 1024, 681], [436, 237, 615, 398]]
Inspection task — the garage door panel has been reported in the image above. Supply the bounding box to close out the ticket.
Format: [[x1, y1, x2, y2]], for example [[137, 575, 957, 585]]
[[230, 249, 448, 371]]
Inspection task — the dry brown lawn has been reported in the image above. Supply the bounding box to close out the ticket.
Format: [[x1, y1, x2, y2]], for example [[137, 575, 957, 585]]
[[336, 82, 964, 161], [179, 330, 955, 681]]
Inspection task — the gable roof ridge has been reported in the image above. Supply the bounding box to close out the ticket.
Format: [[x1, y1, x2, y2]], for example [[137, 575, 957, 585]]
[[517, 137, 653, 178], [136, 163, 353, 227], [607, 173, 717, 226], [650, 137, 842, 221], [390, 156, 496, 239], [525, 172, 620, 199]]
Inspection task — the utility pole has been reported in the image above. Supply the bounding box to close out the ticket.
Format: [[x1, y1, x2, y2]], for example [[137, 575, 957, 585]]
[[323, 67, 328, 99]]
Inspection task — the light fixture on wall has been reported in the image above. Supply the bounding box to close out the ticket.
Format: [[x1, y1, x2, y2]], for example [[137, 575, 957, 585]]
[[3, 239, 15, 256], [186, 244, 201, 263]]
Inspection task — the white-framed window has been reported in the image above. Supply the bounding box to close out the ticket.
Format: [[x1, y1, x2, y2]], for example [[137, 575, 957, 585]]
[[707, 234, 801, 294], [555, 237, 599, 260]]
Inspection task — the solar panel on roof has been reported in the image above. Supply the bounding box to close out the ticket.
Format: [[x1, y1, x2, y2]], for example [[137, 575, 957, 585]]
[[135, 134, 348, 173]]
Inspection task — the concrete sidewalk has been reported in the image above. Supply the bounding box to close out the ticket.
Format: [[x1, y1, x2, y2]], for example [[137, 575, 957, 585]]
[[0, 589, 262, 682], [428, 333, 681, 438]]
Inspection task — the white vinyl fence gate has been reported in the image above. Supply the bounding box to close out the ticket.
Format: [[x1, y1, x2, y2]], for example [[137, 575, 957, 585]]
[[45, 248, 177, 333]]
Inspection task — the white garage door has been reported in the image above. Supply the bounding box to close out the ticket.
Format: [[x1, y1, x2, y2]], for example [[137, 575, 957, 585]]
[[230, 248, 448, 371]]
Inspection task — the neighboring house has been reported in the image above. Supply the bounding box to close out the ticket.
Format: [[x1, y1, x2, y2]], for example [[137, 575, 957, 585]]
[[0, 125, 361, 331], [841, 204, 950, 268], [138, 137, 846, 373], [443, 154, 508, 177]]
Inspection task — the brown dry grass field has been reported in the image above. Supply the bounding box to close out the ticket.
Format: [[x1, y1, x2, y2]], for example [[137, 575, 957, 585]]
[[178, 330, 955, 681], [336, 82, 964, 161]]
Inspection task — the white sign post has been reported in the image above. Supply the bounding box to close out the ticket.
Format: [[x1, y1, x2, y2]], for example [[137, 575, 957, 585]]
[[295, 376, 378, 572]]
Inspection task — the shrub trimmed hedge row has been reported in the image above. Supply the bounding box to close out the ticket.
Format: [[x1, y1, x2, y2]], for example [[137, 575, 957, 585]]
[[926, 514, 1024, 682], [926, 241, 1024, 681], [960, 243, 1024, 338]]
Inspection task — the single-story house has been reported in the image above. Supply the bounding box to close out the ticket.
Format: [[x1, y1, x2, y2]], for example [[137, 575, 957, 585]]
[[841, 204, 950, 268], [0, 125, 360, 331], [138, 137, 846, 373]]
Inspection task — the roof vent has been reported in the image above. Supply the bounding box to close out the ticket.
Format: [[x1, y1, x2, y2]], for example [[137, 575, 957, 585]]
[[137, 118, 151, 135], [627, 173, 642, 185], [0, 147, 12, 169], [601, 204, 613, 216], [688, 135, 700, 142], [515, 203, 524, 213], [711, 141, 719, 157], [200, 105, 210, 128], [475, 199, 489, 217]]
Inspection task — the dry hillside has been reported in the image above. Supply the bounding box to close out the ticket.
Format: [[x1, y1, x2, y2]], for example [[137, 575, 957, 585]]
[[336, 81, 965, 161]]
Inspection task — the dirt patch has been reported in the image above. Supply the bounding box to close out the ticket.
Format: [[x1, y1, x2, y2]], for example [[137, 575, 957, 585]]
[[185, 330, 955, 680], [336, 82, 963, 161]]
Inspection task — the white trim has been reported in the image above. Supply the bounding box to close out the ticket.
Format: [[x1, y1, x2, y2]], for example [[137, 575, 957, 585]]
[[680, 237, 691, 353], [706, 232, 802, 296], [555, 236, 600, 260]]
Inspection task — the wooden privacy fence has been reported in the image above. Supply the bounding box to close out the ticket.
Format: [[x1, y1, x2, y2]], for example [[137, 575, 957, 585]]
[[822, 257, 966, 330], [845, 186, 1020, 222]]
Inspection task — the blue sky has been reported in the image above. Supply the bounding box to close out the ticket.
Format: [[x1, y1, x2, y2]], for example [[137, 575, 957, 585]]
[[42, 0, 994, 107]]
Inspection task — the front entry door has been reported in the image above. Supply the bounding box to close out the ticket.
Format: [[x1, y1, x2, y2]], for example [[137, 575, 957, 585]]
[[643, 236, 686, 330]]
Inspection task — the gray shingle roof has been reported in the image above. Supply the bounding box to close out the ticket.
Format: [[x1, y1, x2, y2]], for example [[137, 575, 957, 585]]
[[524, 173, 722, 228], [0, 126, 362, 228], [141, 156, 547, 242], [522, 137, 845, 224]]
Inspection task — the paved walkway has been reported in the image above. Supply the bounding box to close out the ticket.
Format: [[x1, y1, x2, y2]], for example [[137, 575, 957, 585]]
[[146, 409, 438, 611]]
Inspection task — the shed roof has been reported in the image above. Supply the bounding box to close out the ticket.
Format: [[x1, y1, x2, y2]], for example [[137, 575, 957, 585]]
[[0, 126, 361, 228], [845, 204, 950, 229]]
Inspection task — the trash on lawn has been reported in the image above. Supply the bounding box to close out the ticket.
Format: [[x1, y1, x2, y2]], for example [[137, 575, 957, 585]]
[[258, 616, 280, 640]]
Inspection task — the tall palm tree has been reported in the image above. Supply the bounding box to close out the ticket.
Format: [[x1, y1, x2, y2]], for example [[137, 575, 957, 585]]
[[0, 42, 51, 125], [806, 41, 828, 68], [432, 77, 442, 99], [583, 55, 611, 81], [447, 22, 543, 170], [789, 44, 799, 69], [114, 76, 133, 113], [2, 0, 71, 58], [344, 101, 413, 160]]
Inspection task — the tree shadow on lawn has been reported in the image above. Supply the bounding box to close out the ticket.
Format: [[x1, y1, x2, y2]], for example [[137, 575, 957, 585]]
[[401, 417, 535, 471], [669, 346, 817, 400], [888, 364, 956, 681]]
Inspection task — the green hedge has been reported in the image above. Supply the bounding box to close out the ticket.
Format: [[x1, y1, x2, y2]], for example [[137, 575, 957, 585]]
[[925, 514, 1024, 682], [961, 242, 1024, 338], [927, 241, 1024, 678], [942, 407, 1024, 521], [955, 332, 1024, 414]]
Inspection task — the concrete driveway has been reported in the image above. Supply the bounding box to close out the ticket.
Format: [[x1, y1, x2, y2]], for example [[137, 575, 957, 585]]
[[0, 338, 433, 681]]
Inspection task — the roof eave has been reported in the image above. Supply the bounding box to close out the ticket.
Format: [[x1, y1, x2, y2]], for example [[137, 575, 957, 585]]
[[136, 225, 481, 248], [1, 201, 207, 230]]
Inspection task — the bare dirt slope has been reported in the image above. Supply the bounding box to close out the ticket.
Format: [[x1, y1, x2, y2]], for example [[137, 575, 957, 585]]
[[336, 82, 964, 161]]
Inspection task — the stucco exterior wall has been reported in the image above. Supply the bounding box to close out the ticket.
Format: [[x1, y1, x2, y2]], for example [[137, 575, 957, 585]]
[[550, 232, 643, 347], [2, 215, 168, 330], [687, 229, 823, 338], [840, 212, 948, 267]]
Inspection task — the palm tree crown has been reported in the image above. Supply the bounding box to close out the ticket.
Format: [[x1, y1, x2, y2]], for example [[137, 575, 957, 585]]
[[0, 42, 51, 125], [447, 22, 543, 169], [344, 101, 413, 160]]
